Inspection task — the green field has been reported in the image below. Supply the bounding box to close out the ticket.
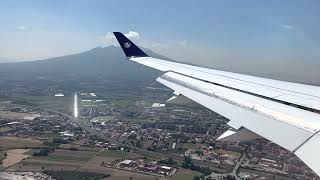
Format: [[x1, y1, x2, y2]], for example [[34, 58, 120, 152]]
[[0, 152, 6, 162], [33, 155, 91, 162], [183, 143, 197, 150], [44, 170, 110, 180], [10, 94, 73, 113], [0, 127, 12, 133], [173, 173, 201, 180], [97, 150, 129, 158], [38, 133, 61, 139], [0, 151, 6, 169], [31, 149, 95, 163], [0, 137, 44, 151]]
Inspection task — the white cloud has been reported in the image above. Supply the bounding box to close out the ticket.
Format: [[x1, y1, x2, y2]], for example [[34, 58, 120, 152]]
[[16, 26, 27, 31], [102, 31, 140, 46], [104, 32, 115, 40], [281, 24, 294, 30], [124, 31, 140, 39]]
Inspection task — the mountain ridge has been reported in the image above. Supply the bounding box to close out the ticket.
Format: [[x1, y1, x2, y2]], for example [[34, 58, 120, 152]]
[[0, 46, 168, 84]]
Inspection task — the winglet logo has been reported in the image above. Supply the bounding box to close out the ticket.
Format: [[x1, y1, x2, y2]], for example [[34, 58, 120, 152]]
[[124, 42, 131, 48]]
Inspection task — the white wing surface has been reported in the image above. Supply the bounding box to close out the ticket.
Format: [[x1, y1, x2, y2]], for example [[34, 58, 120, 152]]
[[113, 32, 320, 176]]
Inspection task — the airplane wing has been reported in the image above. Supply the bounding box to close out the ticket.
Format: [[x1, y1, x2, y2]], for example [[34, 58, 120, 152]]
[[113, 32, 320, 176]]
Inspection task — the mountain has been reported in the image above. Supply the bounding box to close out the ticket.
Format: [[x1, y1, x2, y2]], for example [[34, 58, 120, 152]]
[[0, 58, 18, 63], [0, 46, 168, 85]]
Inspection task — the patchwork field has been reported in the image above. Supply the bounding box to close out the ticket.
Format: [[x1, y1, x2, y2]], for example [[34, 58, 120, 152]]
[[0, 111, 36, 120], [97, 150, 140, 159], [182, 143, 197, 150], [6, 149, 162, 180], [173, 168, 202, 180], [80, 160, 164, 180], [2, 149, 30, 167], [0, 137, 43, 150], [32, 149, 96, 163], [44, 171, 110, 180]]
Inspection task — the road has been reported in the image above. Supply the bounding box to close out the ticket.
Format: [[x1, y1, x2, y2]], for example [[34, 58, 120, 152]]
[[45, 109, 233, 173], [207, 154, 246, 180]]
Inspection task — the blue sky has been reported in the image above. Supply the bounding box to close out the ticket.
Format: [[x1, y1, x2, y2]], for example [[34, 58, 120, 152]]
[[0, 0, 319, 83]]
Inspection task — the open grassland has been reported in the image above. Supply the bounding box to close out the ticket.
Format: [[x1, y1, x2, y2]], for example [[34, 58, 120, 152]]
[[6, 148, 162, 180], [8, 160, 81, 172], [0, 127, 12, 133], [9, 94, 73, 113], [0, 152, 6, 162], [0, 137, 44, 150], [173, 168, 202, 180], [44, 171, 110, 180], [0, 111, 34, 120], [183, 143, 197, 150], [97, 150, 130, 158], [32, 149, 96, 163]]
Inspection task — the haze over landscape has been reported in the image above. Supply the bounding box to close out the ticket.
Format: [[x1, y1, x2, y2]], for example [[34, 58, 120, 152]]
[[0, 1, 320, 180], [0, 0, 319, 85]]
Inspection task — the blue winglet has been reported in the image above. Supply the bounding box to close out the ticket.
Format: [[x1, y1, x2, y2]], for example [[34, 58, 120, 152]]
[[113, 32, 149, 58]]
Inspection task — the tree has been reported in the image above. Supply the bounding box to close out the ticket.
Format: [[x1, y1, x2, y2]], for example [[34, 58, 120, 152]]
[[136, 140, 142, 148], [193, 175, 200, 180], [224, 175, 236, 180], [159, 158, 177, 166]]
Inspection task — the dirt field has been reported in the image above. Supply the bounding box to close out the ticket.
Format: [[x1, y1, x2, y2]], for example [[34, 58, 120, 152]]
[[0, 137, 43, 150], [0, 111, 41, 120], [2, 149, 30, 167]]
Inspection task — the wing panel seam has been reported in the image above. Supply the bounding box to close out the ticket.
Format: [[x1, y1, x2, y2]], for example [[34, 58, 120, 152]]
[[162, 71, 320, 114], [138, 58, 320, 99], [293, 130, 320, 153], [160, 73, 318, 133]]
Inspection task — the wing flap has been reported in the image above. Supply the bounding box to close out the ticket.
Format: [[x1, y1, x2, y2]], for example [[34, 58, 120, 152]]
[[157, 72, 320, 152], [131, 57, 320, 112], [295, 132, 320, 176]]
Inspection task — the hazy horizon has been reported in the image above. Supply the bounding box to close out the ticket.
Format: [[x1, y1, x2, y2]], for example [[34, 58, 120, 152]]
[[0, 0, 319, 85]]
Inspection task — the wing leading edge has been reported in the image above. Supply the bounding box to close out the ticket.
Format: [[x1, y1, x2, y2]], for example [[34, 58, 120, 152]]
[[113, 32, 320, 176]]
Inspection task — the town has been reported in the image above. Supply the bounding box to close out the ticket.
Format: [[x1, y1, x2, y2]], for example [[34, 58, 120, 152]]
[[0, 85, 318, 180]]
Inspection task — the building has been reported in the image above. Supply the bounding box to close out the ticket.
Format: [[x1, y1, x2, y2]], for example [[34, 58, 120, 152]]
[[160, 166, 172, 172], [119, 160, 133, 167], [137, 165, 158, 173]]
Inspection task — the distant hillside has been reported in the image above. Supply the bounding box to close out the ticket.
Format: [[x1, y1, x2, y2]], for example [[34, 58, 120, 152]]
[[0, 46, 168, 84], [0, 58, 17, 63]]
